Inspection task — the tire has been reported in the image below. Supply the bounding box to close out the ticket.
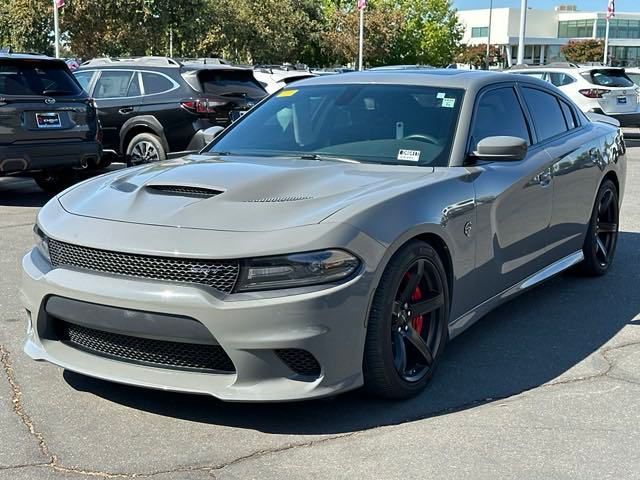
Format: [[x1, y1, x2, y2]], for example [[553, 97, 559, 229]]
[[363, 240, 450, 399], [90, 154, 112, 170], [32, 171, 76, 194], [126, 133, 166, 166], [580, 179, 619, 276]]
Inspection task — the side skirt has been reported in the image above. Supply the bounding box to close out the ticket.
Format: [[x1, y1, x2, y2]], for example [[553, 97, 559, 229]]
[[448, 250, 584, 339]]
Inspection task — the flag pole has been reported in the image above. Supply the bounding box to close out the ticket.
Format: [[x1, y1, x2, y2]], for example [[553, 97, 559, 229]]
[[517, 0, 527, 65], [603, 17, 610, 65], [358, 7, 364, 71], [53, 0, 60, 58]]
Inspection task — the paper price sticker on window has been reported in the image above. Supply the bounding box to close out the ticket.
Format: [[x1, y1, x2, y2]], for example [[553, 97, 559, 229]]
[[398, 149, 421, 162], [277, 89, 298, 98], [442, 97, 456, 108]]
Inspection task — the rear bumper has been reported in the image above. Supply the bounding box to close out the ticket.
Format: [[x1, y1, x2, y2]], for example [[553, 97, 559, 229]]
[[589, 108, 640, 127], [0, 141, 102, 174]]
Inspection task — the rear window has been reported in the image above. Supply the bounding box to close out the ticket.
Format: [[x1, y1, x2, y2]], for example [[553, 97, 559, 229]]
[[0, 60, 82, 96], [196, 69, 266, 99], [583, 69, 635, 88]]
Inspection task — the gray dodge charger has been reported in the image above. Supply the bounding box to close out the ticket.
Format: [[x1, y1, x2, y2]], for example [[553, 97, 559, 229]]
[[22, 70, 626, 401]]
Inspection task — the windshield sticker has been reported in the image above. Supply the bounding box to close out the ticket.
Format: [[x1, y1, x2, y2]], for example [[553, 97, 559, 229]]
[[398, 149, 421, 162], [442, 97, 456, 108], [277, 89, 298, 98], [436, 92, 446, 99]]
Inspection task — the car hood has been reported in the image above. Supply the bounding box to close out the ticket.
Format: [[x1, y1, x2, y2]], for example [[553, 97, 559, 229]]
[[59, 154, 434, 232]]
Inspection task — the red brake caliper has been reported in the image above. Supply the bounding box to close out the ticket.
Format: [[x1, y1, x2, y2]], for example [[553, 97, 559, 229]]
[[411, 284, 424, 334]]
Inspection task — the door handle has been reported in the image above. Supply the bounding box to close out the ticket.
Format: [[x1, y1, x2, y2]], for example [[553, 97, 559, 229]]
[[118, 107, 134, 115], [537, 168, 552, 187]]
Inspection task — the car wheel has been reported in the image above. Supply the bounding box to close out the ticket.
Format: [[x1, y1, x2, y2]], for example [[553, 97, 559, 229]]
[[363, 240, 449, 399], [580, 179, 619, 276], [32, 171, 76, 193], [126, 133, 166, 166]]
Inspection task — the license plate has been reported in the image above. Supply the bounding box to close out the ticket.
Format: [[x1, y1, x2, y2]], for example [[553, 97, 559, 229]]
[[35, 112, 61, 128], [617, 96, 628, 105], [230, 110, 247, 122]]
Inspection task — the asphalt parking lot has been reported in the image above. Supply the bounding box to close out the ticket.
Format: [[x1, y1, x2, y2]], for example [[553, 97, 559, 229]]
[[1, 146, 640, 480]]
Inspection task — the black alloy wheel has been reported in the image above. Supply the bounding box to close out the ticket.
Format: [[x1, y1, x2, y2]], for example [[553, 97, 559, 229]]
[[581, 179, 619, 276], [364, 240, 449, 399]]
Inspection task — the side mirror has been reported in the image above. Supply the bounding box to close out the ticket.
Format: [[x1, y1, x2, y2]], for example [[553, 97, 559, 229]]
[[473, 136, 528, 161], [202, 126, 224, 144]]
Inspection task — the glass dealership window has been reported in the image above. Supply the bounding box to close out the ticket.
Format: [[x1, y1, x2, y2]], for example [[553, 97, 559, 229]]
[[596, 19, 640, 39], [471, 27, 489, 38], [558, 20, 595, 38]]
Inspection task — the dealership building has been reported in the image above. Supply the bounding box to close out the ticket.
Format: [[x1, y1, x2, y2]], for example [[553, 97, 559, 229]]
[[458, 5, 640, 67]]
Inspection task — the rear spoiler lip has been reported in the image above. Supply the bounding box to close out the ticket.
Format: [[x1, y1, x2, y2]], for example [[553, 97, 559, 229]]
[[585, 112, 621, 127]]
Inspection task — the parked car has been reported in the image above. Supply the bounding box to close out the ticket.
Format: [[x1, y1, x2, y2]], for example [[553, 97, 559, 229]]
[[509, 63, 640, 126], [23, 70, 625, 401], [0, 51, 101, 192], [74, 56, 267, 165], [252, 66, 316, 94]]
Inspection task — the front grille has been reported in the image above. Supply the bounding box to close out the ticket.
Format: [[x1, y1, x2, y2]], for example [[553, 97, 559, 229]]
[[275, 349, 321, 377], [56, 320, 235, 373], [48, 239, 239, 293], [147, 185, 223, 198]]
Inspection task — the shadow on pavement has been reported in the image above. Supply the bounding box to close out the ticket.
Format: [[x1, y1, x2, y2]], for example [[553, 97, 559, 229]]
[[64, 231, 640, 435], [0, 165, 123, 208]]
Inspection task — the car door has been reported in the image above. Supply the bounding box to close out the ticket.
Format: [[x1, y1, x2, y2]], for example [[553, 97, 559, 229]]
[[92, 69, 142, 152], [534, 93, 605, 261], [470, 84, 556, 301]]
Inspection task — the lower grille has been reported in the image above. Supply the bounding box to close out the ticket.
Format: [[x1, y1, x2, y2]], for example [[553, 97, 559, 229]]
[[275, 349, 321, 377], [56, 321, 235, 373]]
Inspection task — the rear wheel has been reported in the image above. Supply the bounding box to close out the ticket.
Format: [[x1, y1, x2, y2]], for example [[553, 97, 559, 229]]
[[32, 171, 76, 193], [126, 133, 166, 166], [364, 240, 449, 399], [580, 179, 619, 276]]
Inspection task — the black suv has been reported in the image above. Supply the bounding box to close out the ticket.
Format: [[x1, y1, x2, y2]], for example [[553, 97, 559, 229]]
[[0, 52, 102, 192], [74, 57, 268, 165]]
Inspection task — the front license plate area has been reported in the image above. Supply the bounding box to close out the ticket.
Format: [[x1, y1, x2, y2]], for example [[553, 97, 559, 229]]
[[36, 112, 61, 128]]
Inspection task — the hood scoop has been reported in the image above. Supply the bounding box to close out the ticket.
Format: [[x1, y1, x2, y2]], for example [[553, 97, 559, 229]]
[[244, 194, 314, 203], [146, 185, 224, 199]]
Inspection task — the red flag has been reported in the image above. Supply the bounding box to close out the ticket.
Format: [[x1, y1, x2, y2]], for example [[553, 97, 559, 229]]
[[606, 0, 615, 20], [55, 0, 65, 8], [357, 0, 367, 11]]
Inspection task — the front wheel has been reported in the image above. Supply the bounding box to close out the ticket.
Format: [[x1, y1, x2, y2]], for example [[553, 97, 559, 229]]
[[363, 240, 449, 399], [580, 179, 619, 276]]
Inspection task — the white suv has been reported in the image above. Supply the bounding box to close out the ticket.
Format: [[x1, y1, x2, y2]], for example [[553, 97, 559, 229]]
[[509, 64, 640, 127]]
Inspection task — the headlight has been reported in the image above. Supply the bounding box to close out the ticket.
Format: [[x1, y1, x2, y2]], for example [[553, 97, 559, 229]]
[[236, 249, 360, 292], [33, 225, 51, 263]]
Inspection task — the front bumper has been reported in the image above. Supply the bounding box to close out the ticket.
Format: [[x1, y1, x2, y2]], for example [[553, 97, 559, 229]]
[[0, 141, 102, 174], [21, 241, 379, 402]]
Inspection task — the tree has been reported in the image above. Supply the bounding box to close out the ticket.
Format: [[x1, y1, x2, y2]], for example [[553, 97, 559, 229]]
[[457, 44, 503, 69], [320, 0, 405, 67], [561, 39, 604, 64], [391, 0, 464, 66], [0, 0, 53, 55]]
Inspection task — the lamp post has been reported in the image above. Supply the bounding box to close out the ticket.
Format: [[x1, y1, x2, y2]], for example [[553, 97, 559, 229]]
[[486, 0, 493, 69], [517, 0, 528, 65]]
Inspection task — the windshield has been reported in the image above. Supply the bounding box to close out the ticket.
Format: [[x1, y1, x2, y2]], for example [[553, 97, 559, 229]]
[[0, 60, 82, 96], [208, 84, 464, 167]]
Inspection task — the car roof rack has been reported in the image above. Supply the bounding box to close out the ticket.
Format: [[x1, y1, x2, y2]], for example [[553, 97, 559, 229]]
[[81, 56, 182, 67], [178, 57, 230, 65]]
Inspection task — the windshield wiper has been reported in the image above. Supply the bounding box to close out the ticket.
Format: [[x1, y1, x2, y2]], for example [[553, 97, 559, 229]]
[[219, 92, 248, 98], [298, 153, 361, 164]]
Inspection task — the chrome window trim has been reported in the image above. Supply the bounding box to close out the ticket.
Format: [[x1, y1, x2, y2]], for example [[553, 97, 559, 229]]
[[87, 69, 180, 100]]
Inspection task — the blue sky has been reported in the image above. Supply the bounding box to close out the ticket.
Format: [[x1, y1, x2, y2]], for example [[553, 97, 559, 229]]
[[454, 0, 639, 12]]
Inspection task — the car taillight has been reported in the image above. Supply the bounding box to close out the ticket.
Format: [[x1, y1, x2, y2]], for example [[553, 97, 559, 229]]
[[181, 98, 226, 115], [579, 88, 610, 99]]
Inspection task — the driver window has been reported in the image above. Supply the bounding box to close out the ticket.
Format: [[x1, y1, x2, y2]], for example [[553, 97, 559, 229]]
[[470, 87, 531, 151]]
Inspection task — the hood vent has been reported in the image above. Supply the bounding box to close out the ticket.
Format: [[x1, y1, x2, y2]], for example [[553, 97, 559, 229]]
[[147, 185, 223, 198], [244, 195, 314, 203]]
